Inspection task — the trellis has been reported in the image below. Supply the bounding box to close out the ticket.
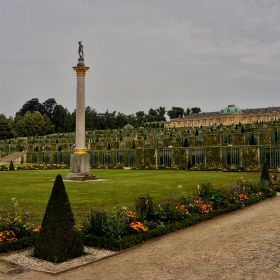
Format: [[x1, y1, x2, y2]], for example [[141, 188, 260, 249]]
[[222, 147, 241, 165], [126, 150, 136, 167], [157, 149, 172, 166], [89, 151, 99, 165], [115, 150, 124, 164], [3, 146, 280, 169], [260, 146, 280, 168], [102, 151, 111, 165], [189, 148, 205, 165]]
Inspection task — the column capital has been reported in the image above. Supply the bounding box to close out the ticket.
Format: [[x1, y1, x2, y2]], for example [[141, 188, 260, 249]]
[[74, 148, 87, 155], [73, 65, 90, 76]]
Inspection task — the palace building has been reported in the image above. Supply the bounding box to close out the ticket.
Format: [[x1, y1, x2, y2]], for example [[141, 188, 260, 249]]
[[168, 104, 280, 128]]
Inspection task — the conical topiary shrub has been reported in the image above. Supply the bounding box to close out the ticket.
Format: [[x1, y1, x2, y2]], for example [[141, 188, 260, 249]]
[[9, 160, 15, 171], [33, 174, 84, 263], [132, 139, 136, 149], [260, 161, 270, 183], [183, 138, 189, 147], [249, 133, 256, 145]]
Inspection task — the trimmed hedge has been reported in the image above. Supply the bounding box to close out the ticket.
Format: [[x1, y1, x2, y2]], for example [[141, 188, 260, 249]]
[[0, 236, 37, 253]]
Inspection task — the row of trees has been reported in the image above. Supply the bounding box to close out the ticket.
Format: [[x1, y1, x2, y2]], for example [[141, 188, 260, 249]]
[[0, 98, 201, 139]]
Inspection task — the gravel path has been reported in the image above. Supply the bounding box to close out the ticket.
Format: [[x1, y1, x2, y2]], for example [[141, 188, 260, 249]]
[[1, 195, 280, 280]]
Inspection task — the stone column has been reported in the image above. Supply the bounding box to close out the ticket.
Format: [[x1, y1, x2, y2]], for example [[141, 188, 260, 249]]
[[65, 56, 96, 181], [73, 59, 89, 154]]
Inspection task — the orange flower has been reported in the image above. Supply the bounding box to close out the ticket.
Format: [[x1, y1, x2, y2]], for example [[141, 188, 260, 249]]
[[239, 193, 249, 200], [201, 204, 213, 214], [0, 231, 18, 242], [31, 226, 41, 234], [129, 222, 148, 232]]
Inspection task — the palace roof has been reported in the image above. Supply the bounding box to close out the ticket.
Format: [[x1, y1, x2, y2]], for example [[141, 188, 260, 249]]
[[172, 105, 280, 120]]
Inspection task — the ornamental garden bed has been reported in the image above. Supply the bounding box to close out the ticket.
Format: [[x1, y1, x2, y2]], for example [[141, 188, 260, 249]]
[[0, 174, 277, 257], [81, 180, 276, 251]]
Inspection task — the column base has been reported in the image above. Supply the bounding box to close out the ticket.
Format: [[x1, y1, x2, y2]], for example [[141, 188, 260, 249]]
[[65, 154, 97, 181], [65, 172, 96, 181]]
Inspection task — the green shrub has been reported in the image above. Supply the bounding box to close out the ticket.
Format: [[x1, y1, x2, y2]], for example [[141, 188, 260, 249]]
[[261, 162, 270, 183], [0, 198, 33, 238], [0, 236, 37, 253], [0, 165, 8, 171], [84, 209, 127, 239], [9, 160, 15, 171], [33, 174, 84, 263], [134, 195, 153, 222]]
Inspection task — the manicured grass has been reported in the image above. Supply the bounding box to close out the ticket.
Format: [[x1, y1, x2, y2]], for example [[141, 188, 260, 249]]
[[0, 169, 261, 226]]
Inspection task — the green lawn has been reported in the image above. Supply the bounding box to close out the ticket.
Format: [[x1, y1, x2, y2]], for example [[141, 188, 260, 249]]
[[0, 169, 261, 226]]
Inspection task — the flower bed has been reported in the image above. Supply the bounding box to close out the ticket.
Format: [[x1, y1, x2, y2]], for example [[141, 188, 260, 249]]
[[0, 199, 39, 253], [0, 164, 70, 171], [129, 164, 275, 172], [0, 179, 277, 254], [82, 178, 276, 251]]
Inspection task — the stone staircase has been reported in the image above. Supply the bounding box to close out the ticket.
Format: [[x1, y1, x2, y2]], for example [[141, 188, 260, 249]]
[[0, 151, 27, 164]]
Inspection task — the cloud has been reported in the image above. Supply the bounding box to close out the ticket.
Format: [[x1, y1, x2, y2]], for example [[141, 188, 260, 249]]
[[0, 0, 280, 118]]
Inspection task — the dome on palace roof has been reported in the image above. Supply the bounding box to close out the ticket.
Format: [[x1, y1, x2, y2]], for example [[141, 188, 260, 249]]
[[123, 123, 134, 129], [220, 104, 243, 115]]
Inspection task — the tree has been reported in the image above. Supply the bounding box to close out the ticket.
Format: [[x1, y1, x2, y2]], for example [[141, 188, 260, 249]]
[[191, 107, 201, 114], [0, 116, 14, 139], [146, 108, 158, 122], [132, 139, 136, 148], [42, 114, 55, 135], [13, 111, 52, 137], [260, 162, 270, 183], [9, 160, 15, 171], [127, 114, 137, 127], [135, 111, 145, 126], [183, 138, 189, 147], [31, 111, 46, 135], [52, 105, 73, 133], [249, 133, 256, 145], [156, 107, 167, 121], [103, 110, 116, 129], [13, 111, 32, 136], [115, 112, 130, 129], [184, 108, 191, 116], [85, 106, 97, 130], [18, 98, 45, 116], [42, 98, 57, 120], [34, 174, 84, 263], [167, 107, 184, 119]]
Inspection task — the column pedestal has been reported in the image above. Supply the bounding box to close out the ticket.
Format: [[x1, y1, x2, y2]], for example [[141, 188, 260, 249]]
[[65, 154, 96, 181]]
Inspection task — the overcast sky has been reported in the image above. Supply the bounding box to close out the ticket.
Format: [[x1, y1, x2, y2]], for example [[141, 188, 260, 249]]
[[1, 0, 280, 119]]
